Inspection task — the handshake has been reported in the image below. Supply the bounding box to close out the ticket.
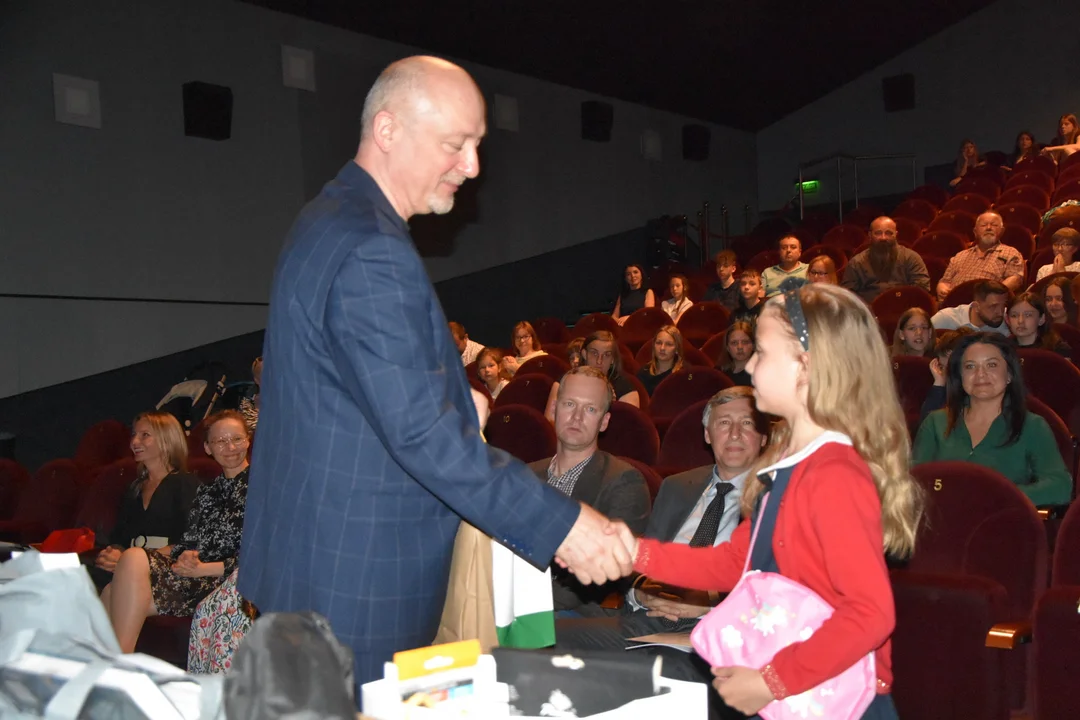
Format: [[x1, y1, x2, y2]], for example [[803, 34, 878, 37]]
[[553, 503, 640, 585]]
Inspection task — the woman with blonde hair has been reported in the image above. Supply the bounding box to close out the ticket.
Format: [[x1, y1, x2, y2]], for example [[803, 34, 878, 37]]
[[92, 411, 198, 589], [892, 307, 935, 357], [636, 325, 685, 396], [623, 281, 922, 718], [806, 255, 839, 285]]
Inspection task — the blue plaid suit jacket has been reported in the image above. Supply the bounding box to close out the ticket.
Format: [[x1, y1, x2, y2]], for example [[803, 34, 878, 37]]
[[238, 162, 580, 684]]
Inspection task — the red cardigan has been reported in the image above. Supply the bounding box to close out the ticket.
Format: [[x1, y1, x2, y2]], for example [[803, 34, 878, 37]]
[[634, 438, 894, 699]]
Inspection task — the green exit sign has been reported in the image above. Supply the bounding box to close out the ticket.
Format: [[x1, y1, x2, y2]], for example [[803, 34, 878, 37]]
[[798, 180, 821, 194]]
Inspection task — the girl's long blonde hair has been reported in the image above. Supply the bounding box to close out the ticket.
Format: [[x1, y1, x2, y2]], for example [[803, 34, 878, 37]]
[[741, 283, 924, 558]]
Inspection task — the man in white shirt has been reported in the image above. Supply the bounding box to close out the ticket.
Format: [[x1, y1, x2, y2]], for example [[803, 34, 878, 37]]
[[448, 321, 485, 365], [761, 235, 808, 297], [930, 280, 1011, 337]]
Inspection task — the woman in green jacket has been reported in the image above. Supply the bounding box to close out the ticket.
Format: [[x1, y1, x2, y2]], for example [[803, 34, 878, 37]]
[[913, 332, 1072, 506]]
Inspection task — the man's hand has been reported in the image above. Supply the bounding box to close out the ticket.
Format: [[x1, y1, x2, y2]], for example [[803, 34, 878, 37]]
[[95, 547, 122, 573], [554, 504, 634, 585]]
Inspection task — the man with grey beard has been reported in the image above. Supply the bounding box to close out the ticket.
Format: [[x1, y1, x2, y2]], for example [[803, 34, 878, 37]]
[[841, 216, 931, 302]]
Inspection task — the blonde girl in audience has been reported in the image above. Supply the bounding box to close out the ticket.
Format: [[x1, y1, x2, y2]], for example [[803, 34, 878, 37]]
[[807, 256, 839, 285], [476, 348, 511, 400], [661, 274, 694, 324], [635, 325, 685, 396], [625, 281, 922, 718], [891, 307, 935, 358], [501, 321, 547, 377], [950, 138, 984, 186], [716, 321, 755, 386]]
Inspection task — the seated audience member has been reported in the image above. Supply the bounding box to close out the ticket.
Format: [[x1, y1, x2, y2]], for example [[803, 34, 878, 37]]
[[761, 235, 808, 297], [476, 348, 510, 400], [1042, 114, 1080, 162], [636, 325, 685, 396], [502, 321, 547, 376], [913, 333, 1071, 506], [101, 411, 250, 653], [892, 307, 935, 357], [732, 269, 765, 324], [716, 321, 755, 386], [565, 337, 585, 369], [702, 250, 740, 311], [1036, 228, 1080, 282], [936, 211, 1025, 300], [807, 255, 838, 284], [239, 357, 262, 434], [661, 274, 694, 324], [555, 387, 768, 696], [1007, 130, 1038, 169], [931, 280, 1011, 336], [92, 412, 199, 591], [612, 264, 655, 325], [949, 138, 985, 186], [841, 216, 931, 301], [1045, 275, 1078, 325], [530, 366, 650, 616], [920, 328, 975, 422], [449, 321, 485, 366], [545, 331, 640, 421], [1008, 292, 1072, 359]]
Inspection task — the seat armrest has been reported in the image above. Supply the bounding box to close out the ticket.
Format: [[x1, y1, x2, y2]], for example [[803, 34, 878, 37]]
[[986, 620, 1032, 649], [1037, 504, 1070, 520]]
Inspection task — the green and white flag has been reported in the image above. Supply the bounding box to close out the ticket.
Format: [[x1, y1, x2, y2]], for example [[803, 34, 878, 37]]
[[492, 541, 555, 649]]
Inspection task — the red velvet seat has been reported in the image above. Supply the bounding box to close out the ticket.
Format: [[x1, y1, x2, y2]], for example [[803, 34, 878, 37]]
[[74, 420, 131, 479], [531, 317, 571, 344], [675, 303, 730, 348], [1032, 500, 1080, 720], [572, 312, 621, 339], [598, 402, 660, 467], [1012, 155, 1057, 180], [620, 308, 673, 353], [954, 175, 1002, 202], [1039, 205, 1080, 248], [799, 243, 847, 268], [186, 419, 208, 458], [923, 255, 949, 290], [997, 184, 1051, 213], [187, 457, 223, 483], [1005, 169, 1055, 193], [617, 343, 640, 376], [892, 461, 1047, 719], [912, 229, 967, 259], [493, 373, 554, 413], [995, 202, 1044, 237], [940, 279, 982, 309], [1058, 151, 1080, 176], [516, 355, 570, 383], [0, 459, 83, 544], [620, 372, 650, 415], [894, 217, 925, 247], [841, 205, 883, 229], [871, 285, 937, 318], [0, 459, 31, 522], [70, 459, 138, 542], [746, 249, 780, 273], [893, 198, 938, 226], [1029, 271, 1079, 298], [1053, 322, 1080, 360], [648, 369, 733, 440], [1051, 178, 1080, 206], [618, 456, 664, 502], [655, 399, 713, 476], [999, 225, 1035, 259], [927, 210, 977, 240], [698, 333, 728, 366], [942, 193, 992, 216], [891, 355, 932, 432], [1017, 348, 1080, 438], [485, 405, 556, 464], [906, 184, 950, 209], [821, 223, 865, 250], [1057, 163, 1080, 188], [1025, 396, 1075, 496]]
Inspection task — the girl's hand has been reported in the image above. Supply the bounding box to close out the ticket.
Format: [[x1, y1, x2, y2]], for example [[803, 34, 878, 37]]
[[711, 666, 774, 715], [929, 357, 946, 386]]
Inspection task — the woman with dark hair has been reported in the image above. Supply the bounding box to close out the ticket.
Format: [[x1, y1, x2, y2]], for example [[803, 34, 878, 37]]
[[1044, 275, 1077, 326], [502, 320, 547, 376], [1007, 131, 1039, 169], [102, 410, 251, 652], [565, 337, 585, 369], [1007, 292, 1071, 359], [544, 330, 639, 421], [913, 333, 1071, 505], [949, 139, 985, 187], [611, 264, 655, 325], [716, 321, 755, 386], [636, 325, 685, 396], [1042, 114, 1080, 161]]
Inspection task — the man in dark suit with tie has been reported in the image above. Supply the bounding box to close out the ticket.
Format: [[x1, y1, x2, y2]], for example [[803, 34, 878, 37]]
[[238, 56, 635, 691], [528, 367, 652, 617], [555, 386, 769, 687]]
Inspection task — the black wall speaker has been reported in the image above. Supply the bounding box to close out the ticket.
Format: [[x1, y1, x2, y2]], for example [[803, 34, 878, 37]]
[[882, 74, 915, 113], [183, 81, 233, 141], [682, 124, 710, 161], [581, 100, 613, 142]]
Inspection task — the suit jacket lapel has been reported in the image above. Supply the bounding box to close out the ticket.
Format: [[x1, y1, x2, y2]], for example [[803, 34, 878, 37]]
[[569, 453, 605, 506], [661, 466, 715, 542]]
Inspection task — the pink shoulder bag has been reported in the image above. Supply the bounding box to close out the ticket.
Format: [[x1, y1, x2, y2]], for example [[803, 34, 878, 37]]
[[689, 491, 877, 720]]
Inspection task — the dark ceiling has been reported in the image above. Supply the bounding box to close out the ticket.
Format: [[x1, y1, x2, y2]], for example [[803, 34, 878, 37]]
[[244, 0, 996, 131]]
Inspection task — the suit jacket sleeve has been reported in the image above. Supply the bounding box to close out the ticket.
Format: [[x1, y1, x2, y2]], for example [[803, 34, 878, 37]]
[[324, 237, 579, 569], [595, 467, 651, 536]]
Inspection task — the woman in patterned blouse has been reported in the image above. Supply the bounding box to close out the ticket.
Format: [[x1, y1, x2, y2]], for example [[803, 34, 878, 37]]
[[101, 410, 251, 653]]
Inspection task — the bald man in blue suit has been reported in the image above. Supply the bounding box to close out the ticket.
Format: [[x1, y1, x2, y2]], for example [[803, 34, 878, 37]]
[[238, 56, 634, 690]]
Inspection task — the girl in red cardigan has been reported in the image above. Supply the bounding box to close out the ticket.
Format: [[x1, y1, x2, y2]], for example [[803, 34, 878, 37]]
[[629, 281, 924, 718]]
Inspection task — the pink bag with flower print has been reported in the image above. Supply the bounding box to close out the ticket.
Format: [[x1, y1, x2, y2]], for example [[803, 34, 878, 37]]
[[690, 492, 877, 720]]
